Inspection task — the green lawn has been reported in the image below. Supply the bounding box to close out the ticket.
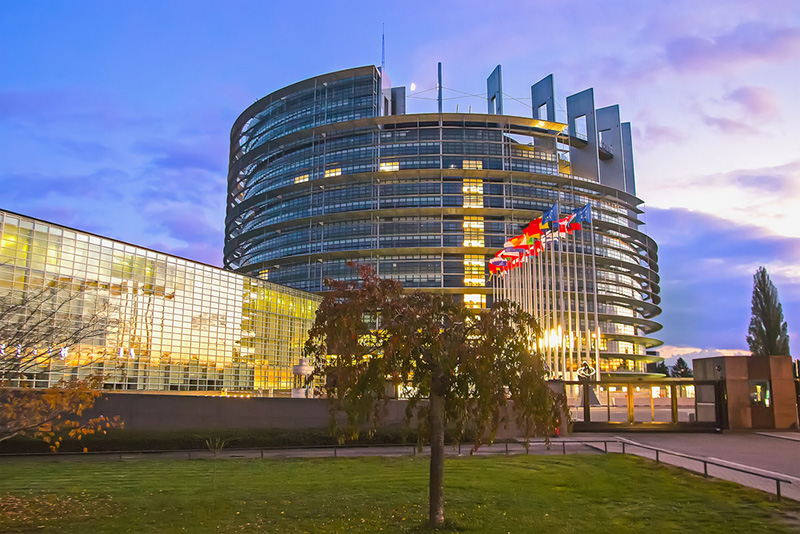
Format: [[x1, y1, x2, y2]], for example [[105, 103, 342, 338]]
[[0, 454, 797, 533]]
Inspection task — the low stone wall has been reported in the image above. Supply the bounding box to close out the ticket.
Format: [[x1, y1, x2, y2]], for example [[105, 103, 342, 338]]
[[87, 388, 568, 437]]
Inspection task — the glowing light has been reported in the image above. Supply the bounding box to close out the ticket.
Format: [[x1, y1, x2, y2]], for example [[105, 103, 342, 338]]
[[410, 82, 416, 91]]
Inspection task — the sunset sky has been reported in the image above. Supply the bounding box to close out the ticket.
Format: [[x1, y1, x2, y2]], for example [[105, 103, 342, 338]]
[[1, 0, 798, 363]]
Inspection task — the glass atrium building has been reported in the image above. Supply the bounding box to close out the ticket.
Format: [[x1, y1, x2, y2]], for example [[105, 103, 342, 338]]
[[0, 210, 320, 393], [224, 65, 663, 378]]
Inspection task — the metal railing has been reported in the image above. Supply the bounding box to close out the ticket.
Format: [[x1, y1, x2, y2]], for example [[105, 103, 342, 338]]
[[616, 438, 792, 501]]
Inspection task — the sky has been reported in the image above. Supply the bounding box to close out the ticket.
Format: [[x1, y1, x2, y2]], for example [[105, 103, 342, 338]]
[[1, 0, 799, 364]]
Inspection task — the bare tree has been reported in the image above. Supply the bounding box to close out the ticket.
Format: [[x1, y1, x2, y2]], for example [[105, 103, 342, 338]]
[[0, 280, 111, 380], [1, 280, 122, 449]]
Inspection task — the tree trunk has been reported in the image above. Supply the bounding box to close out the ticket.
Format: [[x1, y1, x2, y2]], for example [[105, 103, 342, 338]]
[[428, 389, 445, 527]]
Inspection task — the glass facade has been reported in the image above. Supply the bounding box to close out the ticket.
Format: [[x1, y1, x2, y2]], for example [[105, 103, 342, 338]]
[[0, 210, 321, 393], [225, 66, 663, 377]]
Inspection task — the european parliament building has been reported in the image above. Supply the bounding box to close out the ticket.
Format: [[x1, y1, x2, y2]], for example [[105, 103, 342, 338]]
[[1, 63, 663, 393], [224, 65, 662, 378]]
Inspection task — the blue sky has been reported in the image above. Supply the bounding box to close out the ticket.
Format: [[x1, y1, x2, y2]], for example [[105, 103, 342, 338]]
[[1, 0, 798, 363]]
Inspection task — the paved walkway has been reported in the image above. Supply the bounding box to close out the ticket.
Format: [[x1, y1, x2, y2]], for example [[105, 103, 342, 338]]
[[570, 432, 800, 501]]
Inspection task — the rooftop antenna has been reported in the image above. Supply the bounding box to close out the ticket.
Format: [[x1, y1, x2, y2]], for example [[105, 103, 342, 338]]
[[381, 23, 385, 73], [438, 62, 443, 113]]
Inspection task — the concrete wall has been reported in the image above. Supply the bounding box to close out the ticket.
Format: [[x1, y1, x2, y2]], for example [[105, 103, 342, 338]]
[[694, 355, 798, 431], [86, 383, 568, 437]]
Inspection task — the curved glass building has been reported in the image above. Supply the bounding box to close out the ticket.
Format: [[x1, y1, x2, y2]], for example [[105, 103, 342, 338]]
[[225, 65, 662, 378]]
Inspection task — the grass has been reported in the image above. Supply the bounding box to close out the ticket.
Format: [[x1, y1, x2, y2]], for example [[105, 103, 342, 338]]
[[0, 454, 797, 533]]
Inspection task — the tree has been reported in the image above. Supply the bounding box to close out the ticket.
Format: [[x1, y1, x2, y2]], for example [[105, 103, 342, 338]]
[[304, 265, 565, 527], [747, 266, 791, 357], [649, 361, 670, 376], [1, 280, 121, 449], [671, 357, 692, 377], [0, 376, 119, 450]]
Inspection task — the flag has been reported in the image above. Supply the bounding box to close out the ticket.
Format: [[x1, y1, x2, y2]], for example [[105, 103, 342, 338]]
[[504, 233, 526, 249], [500, 247, 526, 259], [541, 203, 559, 230], [524, 217, 544, 236], [541, 232, 560, 248], [558, 215, 581, 234], [572, 203, 592, 224]]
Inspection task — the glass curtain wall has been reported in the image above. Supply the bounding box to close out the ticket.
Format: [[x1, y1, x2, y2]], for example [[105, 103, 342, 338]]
[[0, 211, 320, 393]]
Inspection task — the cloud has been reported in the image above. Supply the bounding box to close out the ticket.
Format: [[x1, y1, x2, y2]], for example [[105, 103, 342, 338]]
[[135, 138, 226, 173], [632, 122, 683, 150], [657, 346, 745, 366], [0, 169, 128, 201], [724, 86, 781, 117], [665, 23, 800, 73], [682, 160, 800, 197], [646, 207, 800, 357], [701, 115, 753, 135], [147, 240, 222, 267]]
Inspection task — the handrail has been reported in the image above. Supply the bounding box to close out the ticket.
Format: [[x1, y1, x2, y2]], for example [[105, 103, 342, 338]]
[[616, 438, 791, 500]]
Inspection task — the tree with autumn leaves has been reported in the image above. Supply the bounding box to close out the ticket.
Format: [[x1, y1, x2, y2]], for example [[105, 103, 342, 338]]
[[304, 265, 566, 527], [0, 280, 121, 450]]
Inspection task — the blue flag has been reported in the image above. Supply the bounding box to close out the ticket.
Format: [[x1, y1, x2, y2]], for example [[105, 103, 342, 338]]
[[541, 203, 559, 229], [572, 203, 592, 224]]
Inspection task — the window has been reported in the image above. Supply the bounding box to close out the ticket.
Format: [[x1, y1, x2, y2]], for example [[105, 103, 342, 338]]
[[464, 294, 485, 309], [463, 255, 485, 287], [324, 168, 342, 178], [462, 178, 483, 209], [379, 161, 399, 172], [294, 174, 309, 184], [462, 159, 483, 170], [749, 380, 771, 407], [462, 217, 484, 248]]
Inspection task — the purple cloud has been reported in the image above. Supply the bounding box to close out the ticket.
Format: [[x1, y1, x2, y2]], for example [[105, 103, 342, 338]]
[[665, 23, 800, 73], [724, 86, 781, 117], [701, 114, 753, 134], [647, 207, 800, 356], [683, 159, 800, 196]]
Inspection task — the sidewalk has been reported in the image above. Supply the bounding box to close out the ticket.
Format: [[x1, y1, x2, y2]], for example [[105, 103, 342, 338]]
[[570, 432, 800, 501]]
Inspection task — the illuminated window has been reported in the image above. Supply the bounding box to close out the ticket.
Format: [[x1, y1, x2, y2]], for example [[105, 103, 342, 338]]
[[464, 294, 485, 309], [294, 174, 309, 184], [379, 161, 399, 172], [462, 159, 483, 170], [324, 168, 342, 178], [462, 217, 484, 248], [463, 255, 485, 287], [462, 178, 483, 208]]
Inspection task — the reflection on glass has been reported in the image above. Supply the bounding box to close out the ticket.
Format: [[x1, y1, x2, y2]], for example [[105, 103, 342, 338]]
[[749, 380, 771, 408], [0, 210, 321, 394]]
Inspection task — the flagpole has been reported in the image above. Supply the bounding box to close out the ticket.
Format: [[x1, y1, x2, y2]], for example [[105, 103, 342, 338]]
[[548, 230, 558, 377], [564, 226, 574, 381], [571, 229, 582, 378], [589, 213, 601, 381], [557, 225, 566, 380]]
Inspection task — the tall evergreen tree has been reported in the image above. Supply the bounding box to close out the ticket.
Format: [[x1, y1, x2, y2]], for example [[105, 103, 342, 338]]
[[747, 266, 791, 356], [671, 357, 692, 377]]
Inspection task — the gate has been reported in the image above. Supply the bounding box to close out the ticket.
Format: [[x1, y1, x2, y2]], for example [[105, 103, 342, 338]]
[[563, 379, 724, 432]]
